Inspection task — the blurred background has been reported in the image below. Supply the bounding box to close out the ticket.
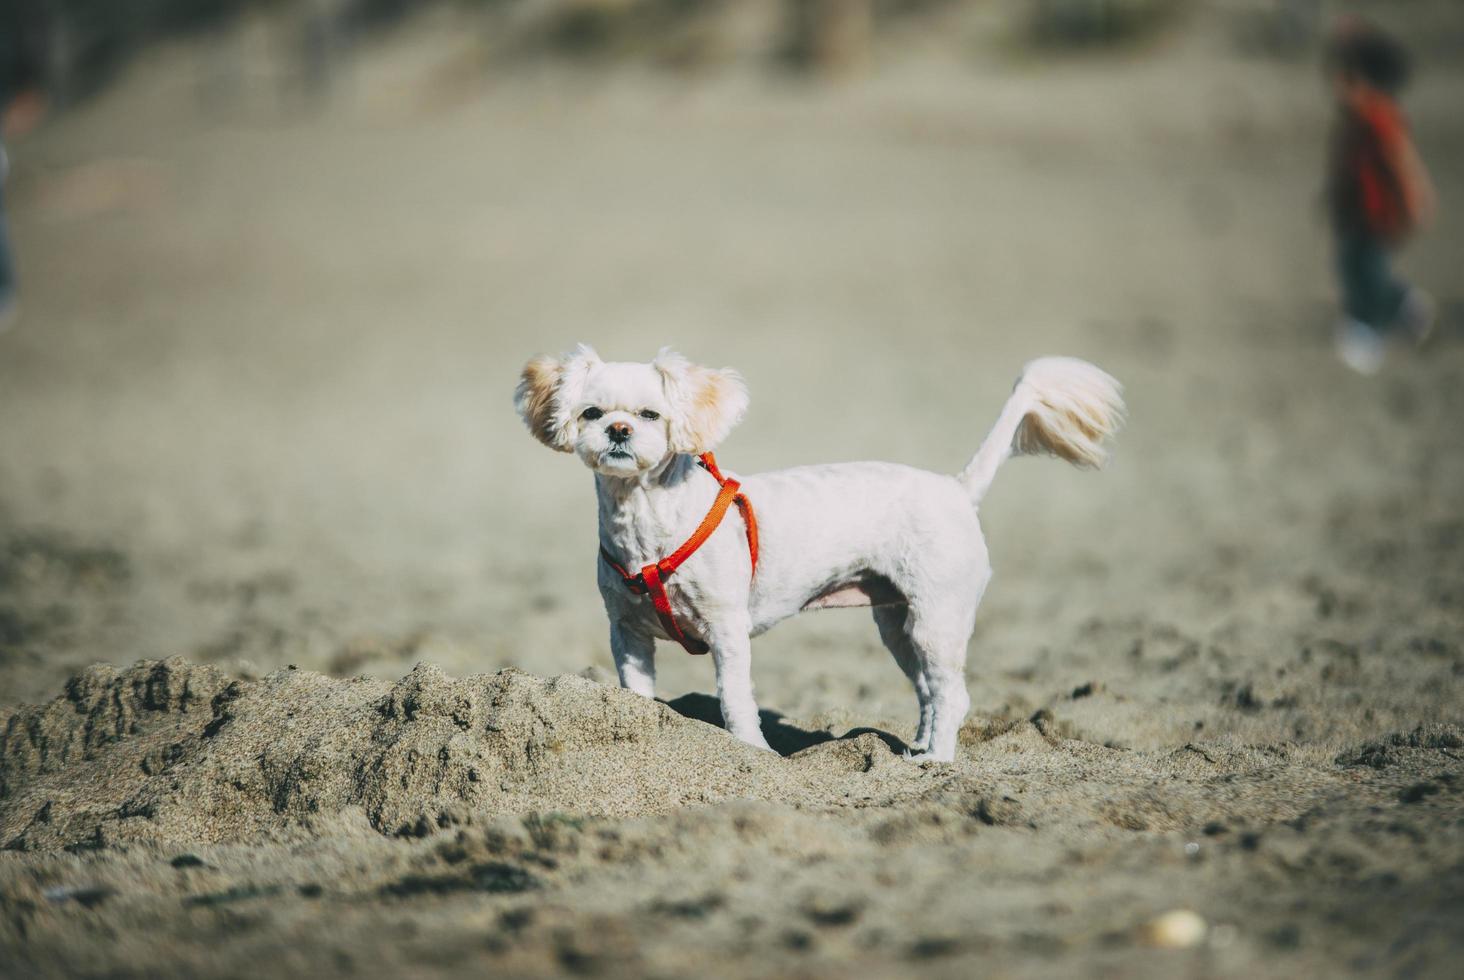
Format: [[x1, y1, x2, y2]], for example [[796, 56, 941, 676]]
[[0, 0, 1460, 744]]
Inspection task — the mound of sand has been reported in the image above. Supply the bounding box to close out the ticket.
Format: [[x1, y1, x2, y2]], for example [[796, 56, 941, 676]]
[[3, 659, 757, 848], [7, 658, 1458, 856], [3, 658, 960, 850]]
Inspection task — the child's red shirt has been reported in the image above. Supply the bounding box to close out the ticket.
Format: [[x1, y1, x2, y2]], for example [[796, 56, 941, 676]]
[[1329, 89, 1411, 241]]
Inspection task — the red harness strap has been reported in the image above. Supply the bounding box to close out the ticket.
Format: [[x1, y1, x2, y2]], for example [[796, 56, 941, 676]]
[[599, 452, 758, 655]]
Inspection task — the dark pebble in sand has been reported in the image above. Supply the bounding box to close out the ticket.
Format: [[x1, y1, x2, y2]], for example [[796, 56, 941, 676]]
[[500, 907, 536, 932], [170, 854, 206, 868], [1399, 781, 1442, 804], [43, 885, 116, 908], [184, 884, 284, 908], [802, 896, 863, 927], [382, 861, 538, 898], [909, 936, 964, 959], [648, 893, 725, 919], [1268, 924, 1302, 949]]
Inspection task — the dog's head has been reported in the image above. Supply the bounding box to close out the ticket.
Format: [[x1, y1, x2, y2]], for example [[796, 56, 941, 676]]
[[514, 345, 748, 478]]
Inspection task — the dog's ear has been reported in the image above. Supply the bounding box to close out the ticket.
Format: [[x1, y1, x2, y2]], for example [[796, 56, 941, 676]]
[[514, 344, 601, 452], [654, 348, 749, 455]]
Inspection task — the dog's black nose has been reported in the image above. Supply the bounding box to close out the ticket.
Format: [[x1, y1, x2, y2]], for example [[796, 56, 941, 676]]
[[607, 422, 632, 443]]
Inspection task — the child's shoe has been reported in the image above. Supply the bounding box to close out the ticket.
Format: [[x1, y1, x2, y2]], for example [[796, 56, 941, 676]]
[[1399, 287, 1437, 347], [1334, 318, 1386, 375]]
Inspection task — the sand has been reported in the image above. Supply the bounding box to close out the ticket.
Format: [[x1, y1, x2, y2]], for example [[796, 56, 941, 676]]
[[1, 4, 1463, 977], [2, 657, 1460, 977]]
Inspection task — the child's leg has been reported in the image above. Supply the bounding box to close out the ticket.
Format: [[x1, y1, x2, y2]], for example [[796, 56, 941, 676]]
[[1337, 232, 1407, 333], [0, 178, 15, 329], [1373, 248, 1409, 333]]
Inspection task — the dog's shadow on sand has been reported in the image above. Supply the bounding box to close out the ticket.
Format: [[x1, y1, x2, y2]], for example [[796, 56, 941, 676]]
[[663, 693, 909, 757]]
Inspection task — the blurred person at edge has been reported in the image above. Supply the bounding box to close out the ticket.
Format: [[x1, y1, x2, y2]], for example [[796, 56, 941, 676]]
[[1325, 16, 1438, 375], [0, 0, 50, 332]]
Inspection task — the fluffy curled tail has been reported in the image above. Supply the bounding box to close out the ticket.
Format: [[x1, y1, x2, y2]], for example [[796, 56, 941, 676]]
[[958, 357, 1125, 504]]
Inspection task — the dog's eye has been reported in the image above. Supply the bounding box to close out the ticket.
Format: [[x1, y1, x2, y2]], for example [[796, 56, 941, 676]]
[[638, 409, 660, 421], [581, 407, 603, 421]]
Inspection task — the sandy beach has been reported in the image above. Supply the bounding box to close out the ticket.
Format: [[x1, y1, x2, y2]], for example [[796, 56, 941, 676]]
[[1, 4, 1462, 976]]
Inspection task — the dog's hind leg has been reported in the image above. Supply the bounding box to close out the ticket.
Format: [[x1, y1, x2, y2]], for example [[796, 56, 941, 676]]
[[610, 622, 657, 698], [873, 605, 932, 753], [915, 657, 971, 762], [901, 598, 980, 763]]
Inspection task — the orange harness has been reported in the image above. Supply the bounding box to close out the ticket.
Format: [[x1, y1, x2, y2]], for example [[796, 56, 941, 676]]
[[599, 452, 758, 655]]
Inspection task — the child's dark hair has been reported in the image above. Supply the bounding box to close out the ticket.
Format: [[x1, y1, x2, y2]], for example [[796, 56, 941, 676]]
[[1327, 20, 1412, 94]]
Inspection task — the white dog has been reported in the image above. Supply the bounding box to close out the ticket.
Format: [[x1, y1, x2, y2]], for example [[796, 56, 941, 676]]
[[515, 346, 1123, 761]]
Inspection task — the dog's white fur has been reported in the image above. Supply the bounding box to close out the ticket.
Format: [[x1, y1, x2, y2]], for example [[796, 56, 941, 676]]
[[515, 346, 1124, 761]]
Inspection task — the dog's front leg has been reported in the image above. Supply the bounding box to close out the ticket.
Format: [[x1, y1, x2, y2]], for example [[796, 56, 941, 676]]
[[610, 622, 657, 698], [706, 619, 772, 752]]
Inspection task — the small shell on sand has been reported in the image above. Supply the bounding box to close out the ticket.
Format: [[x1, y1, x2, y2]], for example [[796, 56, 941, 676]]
[[1143, 909, 1208, 948]]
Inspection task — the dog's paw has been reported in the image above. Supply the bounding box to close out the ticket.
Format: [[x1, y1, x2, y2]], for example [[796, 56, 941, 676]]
[[733, 729, 774, 753]]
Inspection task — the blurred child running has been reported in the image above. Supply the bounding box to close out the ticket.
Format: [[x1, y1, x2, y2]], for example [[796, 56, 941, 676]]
[[0, 0, 51, 332], [1325, 17, 1437, 374]]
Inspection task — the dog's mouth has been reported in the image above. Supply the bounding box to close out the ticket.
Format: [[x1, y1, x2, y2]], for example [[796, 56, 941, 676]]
[[596, 446, 642, 471]]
